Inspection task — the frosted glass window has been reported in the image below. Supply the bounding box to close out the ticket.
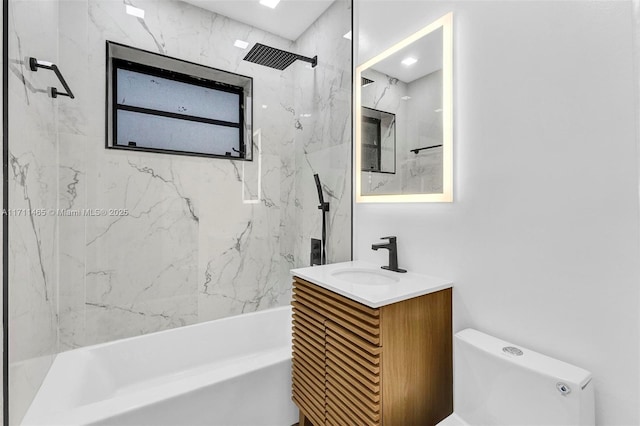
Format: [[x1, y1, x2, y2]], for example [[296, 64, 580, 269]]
[[107, 42, 253, 160], [116, 69, 240, 123], [362, 116, 381, 172], [116, 110, 241, 157]]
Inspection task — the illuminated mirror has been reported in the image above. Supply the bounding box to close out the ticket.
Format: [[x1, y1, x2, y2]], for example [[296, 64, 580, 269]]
[[356, 13, 453, 202]]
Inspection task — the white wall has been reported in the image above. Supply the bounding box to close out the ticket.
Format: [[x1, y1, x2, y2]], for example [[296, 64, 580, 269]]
[[354, 1, 640, 425]]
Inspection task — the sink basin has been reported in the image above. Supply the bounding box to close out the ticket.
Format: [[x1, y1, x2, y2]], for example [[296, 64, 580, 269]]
[[331, 268, 400, 286], [291, 260, 453, 308]]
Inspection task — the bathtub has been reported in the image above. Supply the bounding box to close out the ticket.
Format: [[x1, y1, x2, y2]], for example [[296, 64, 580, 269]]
[[22, 306, 298, 426]]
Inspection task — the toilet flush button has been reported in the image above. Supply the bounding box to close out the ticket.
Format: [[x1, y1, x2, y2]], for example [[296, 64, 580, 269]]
[[502, 346, 523, 356], [556, 382, 571, 396]]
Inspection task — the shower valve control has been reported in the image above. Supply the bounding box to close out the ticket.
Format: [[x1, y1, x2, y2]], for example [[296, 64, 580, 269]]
[[310, 238, 322, 266]]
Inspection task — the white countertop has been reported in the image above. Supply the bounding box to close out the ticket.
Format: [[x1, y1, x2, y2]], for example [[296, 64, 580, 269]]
[[290, 260, 453, 308]]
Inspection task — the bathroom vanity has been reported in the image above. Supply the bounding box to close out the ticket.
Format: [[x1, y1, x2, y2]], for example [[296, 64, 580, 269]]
[[290, 261, 453, 426]]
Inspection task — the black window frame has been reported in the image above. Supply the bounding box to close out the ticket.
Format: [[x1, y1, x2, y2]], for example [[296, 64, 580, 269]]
[[106, 41, 253, 161], [361, 106, 396, 174], [362, 114, 382, 172]]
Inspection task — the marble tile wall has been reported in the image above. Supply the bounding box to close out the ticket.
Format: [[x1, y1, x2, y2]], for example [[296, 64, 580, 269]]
[[56, 0, 300, 348], [360, 68, 407, 194], [291, 0, 352, 267], [404, 70, 443, 193], [8, 0, 60, 423], [8, 2, 352, 421], [360, 67, 442, 195]]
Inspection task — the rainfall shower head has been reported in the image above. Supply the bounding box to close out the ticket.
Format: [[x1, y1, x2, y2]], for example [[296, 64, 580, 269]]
[[243, 43, 317, 70]]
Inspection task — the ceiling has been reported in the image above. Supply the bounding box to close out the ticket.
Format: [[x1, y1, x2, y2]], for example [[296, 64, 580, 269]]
[[182, 0, 335, 41], [367, 28, 442, 84], [358, 2, 444, 84]]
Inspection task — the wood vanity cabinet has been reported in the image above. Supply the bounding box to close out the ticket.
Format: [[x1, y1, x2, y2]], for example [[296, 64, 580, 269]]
[[291, 277, 453, 426]]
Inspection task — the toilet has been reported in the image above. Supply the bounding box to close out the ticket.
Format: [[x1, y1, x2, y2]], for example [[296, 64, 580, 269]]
[[437, 329, 595, 426]]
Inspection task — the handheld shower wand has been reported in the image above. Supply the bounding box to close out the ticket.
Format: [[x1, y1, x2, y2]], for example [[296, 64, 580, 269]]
[[314, 174, 329, 265]]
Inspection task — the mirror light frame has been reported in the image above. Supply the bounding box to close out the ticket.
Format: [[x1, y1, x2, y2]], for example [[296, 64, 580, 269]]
[[355, 12, 453, 203]]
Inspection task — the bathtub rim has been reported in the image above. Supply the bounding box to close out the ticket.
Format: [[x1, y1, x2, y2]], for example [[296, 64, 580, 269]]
[[72, 304, 292, 353], [22, 305, 293, 425]]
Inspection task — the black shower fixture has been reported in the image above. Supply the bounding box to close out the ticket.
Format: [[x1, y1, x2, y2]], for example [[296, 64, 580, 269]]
[[243, 43, 317, 70], [314, 174, 329, 213], [410, 144, 443, 154], [28, 57, 75, 99], [313, 174, 329, 266]]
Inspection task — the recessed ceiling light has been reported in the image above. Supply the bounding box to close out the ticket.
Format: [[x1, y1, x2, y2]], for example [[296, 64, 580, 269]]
[[125, 5, 145, 19], [234, 39, 249, 49], [343, 31, 352, 40], [401, 57, 418, 66], [262, 105, 268, 109], [401, 96, 411, 101], [259, 0, 280, 8]]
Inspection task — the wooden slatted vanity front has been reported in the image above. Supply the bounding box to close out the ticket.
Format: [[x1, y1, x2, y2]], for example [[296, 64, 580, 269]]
[[291, 277, 453, 426]]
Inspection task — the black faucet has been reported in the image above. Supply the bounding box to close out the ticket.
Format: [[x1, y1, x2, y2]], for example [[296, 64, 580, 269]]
[[371, 236, 407, 273]]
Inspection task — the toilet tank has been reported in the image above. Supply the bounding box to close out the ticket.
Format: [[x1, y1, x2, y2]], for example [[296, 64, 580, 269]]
[[454, 329, 595, 426]]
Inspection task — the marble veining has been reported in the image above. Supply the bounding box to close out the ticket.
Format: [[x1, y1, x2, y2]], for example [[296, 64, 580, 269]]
[[291, 0, 352, 265], [64, 0, 348, 343], [126, 161, 200, 223], [8, 1, 61, 422], [124, 0, 167, 54], [360, 67, 443, 195], [9, 0, 351, 421]]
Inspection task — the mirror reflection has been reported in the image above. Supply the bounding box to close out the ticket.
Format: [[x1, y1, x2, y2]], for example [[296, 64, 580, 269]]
[[362, 107, 396, 174], [356, 14, 452, 202]]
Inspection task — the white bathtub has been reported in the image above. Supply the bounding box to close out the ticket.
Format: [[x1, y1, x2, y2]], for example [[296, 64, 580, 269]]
[[22, 306, 298, 426]]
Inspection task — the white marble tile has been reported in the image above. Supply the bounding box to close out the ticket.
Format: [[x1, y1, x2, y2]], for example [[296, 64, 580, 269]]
[[360, 65, 444, 195], [58, 133, 89, 350], [197, 156, 284, 321], [9, 355, 56, 425], [54, 0, 305, 347], [8, 1, 61, 419], [58, 0, 90, 136], [83, 294, 198, 346], [84, 150, 200, 309], [8, 131, 60, 363], [291, 0, 353, 266], [11, 2, 353, 419]]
